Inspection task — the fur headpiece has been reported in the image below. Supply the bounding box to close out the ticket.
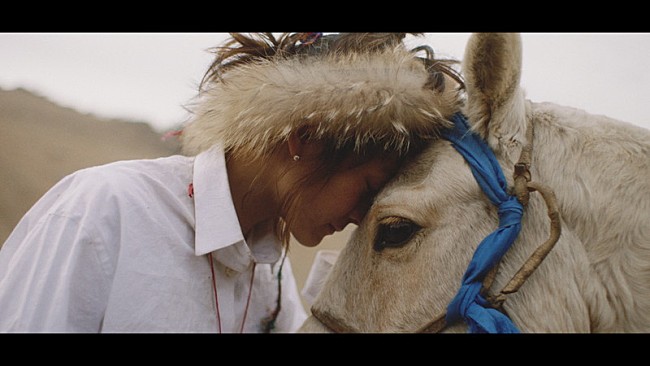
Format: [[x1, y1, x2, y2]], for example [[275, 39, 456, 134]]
[[181, 33, 463, 157]]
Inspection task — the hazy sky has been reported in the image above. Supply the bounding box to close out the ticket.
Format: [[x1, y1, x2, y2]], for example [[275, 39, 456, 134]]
[[1, 33, 649, 132]]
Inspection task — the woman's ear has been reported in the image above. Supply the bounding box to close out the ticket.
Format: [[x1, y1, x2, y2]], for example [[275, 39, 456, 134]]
[[287, 131, 301, 158], [287, 126, 311, 160]]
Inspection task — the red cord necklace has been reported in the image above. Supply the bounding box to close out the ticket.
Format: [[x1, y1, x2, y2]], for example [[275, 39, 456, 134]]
[[207, 253, 256, 333]]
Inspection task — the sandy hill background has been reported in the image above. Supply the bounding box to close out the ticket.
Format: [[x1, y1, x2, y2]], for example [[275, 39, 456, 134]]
[[0, 87, 348, 310]]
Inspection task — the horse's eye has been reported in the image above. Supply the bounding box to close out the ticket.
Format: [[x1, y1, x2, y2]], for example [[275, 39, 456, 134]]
[[373, 217, 421, 251]]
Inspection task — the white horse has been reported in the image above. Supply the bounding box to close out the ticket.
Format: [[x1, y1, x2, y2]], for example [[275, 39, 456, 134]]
[[300, 33, 650, 333]]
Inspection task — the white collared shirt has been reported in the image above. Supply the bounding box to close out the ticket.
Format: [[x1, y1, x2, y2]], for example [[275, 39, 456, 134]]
[[0, 145, 307, 332]]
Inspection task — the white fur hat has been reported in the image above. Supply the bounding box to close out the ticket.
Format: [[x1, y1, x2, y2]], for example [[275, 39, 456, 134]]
[[181, 33, 463, 158]]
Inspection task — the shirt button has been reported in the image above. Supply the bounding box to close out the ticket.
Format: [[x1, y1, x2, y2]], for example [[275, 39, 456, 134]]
[[224, 267, 237, 277]]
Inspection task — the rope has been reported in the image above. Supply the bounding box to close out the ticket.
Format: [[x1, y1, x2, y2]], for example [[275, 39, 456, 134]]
[[441, 113, 523, 333]]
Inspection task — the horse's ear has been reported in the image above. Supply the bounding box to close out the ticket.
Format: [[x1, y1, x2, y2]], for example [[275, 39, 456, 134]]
[[462, 33, 527, 152]]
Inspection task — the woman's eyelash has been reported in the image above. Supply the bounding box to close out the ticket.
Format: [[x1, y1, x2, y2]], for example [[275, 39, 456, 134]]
[[366, 180, 375, 194]]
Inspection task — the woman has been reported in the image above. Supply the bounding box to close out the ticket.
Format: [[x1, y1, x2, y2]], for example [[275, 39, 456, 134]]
[[0, 33, 464, 332]]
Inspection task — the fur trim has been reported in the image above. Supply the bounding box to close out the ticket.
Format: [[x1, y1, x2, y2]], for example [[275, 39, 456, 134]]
[[181, 46, 462, 157]]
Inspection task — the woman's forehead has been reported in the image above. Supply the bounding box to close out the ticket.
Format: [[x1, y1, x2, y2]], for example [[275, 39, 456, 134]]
[[337, 147, 400, 170]]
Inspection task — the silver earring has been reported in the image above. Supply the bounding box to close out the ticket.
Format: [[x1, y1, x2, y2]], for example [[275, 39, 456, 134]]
[[293, 155, 301, 161]]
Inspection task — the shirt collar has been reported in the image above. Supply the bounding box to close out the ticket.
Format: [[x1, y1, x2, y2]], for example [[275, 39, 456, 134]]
[[192, 144, 282, 271]]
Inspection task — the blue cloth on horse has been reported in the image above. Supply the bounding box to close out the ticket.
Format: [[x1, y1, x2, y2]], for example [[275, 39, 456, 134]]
[[441, 113, 523, 333]]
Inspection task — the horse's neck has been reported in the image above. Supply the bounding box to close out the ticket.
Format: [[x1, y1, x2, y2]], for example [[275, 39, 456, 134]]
[[526, 102, 650, 331], [531, 102, 649, 257]]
